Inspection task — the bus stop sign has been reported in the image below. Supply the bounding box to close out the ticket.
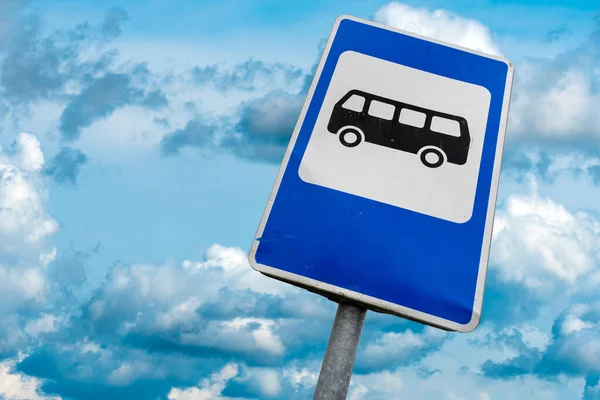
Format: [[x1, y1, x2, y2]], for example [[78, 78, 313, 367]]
[[249, 15, 514, 332]]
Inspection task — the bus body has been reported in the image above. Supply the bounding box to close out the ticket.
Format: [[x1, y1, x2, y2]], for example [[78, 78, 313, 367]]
[[327, 89, 471, 167]]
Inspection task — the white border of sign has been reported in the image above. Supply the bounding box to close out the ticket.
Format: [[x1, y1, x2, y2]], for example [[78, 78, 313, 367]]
[[248, 15, 514, 333]]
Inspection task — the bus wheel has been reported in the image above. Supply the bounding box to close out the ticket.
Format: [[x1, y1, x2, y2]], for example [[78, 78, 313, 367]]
[[419, 147, 445, 168], [338, 127, 363, 147]]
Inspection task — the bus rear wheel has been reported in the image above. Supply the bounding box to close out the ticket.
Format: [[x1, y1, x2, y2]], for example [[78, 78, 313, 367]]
[[419, 147, 445, 168], [338, 127, 363, 148]]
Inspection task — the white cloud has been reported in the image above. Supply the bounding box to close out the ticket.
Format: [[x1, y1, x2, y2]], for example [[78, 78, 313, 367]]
[[64, 57, 306, 161], [359, 326, 447, 370], [353, 364, 580, 400], [168, 363, 283, 400], [491, 190, 600, 296], [349, 369, 404, 400], [189, 243, 248, 272], [240, 367, 282, 398], [107, 360, 154, 387], [94, 255, 229, 322], [369, 322, 587, 400], [183, 243, 298, 295], [508, 55, 600, 143], [254, 369, 281, 398], [469, 324, 552, 367], [219, 318, 285, 356], [168, 363, 239, 400], [0, 136, 58, 253], [154, 297, 203, 331], [502, 150, 600, 184], [14, 133, 44, 172], [283, 366, 318, 390], [560, 304, 596, 335], [348, 383, 370, 400], [0, 356, 61, 400], [77, 242, 333, 385], [374, 2, 502, 56], [40, 247, 57, 268], [515, 70, 598, 138], [93, 244, 297, 329], [24, 314, 62, 338], [0, 133, 60, 355], [251, 323, 285, 356], [518, 325, 552, 351], [236, 89, 304, 140], [480, 303, 600, 385], [504, 16, 600, 147], [349, 362, 571, 400], [173, 317, 286, 359], [552, 303, 600, 375]]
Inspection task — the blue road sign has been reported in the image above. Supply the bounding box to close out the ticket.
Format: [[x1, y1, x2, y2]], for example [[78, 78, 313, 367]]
[[249, 15, 514, 332]]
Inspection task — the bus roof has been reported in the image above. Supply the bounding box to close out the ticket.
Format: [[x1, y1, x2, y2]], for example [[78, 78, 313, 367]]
[[342, 89, 468, 123]]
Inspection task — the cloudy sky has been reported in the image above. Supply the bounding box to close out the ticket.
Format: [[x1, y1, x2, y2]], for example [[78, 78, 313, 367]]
[[0, 0, 599, 399]]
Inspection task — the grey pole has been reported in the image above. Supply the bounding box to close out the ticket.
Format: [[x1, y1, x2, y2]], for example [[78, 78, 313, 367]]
[[313, 301, 367, 400]]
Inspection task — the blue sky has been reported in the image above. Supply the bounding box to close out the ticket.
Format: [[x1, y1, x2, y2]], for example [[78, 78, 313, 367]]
[[0, 0, 599, 399]]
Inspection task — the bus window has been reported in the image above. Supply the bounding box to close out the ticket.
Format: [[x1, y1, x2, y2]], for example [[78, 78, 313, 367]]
[[399, 108, 426, 128], [368, 100, 395, 121], [341, 94, 365, 112], [430, 116, 461, 137]]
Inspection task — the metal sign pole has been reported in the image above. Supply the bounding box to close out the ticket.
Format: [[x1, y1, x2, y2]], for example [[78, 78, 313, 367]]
[[313, 301, 367, 400]]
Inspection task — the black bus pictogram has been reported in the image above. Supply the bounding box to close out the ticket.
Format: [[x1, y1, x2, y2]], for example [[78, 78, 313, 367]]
[[327, 89, 471, 168]]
